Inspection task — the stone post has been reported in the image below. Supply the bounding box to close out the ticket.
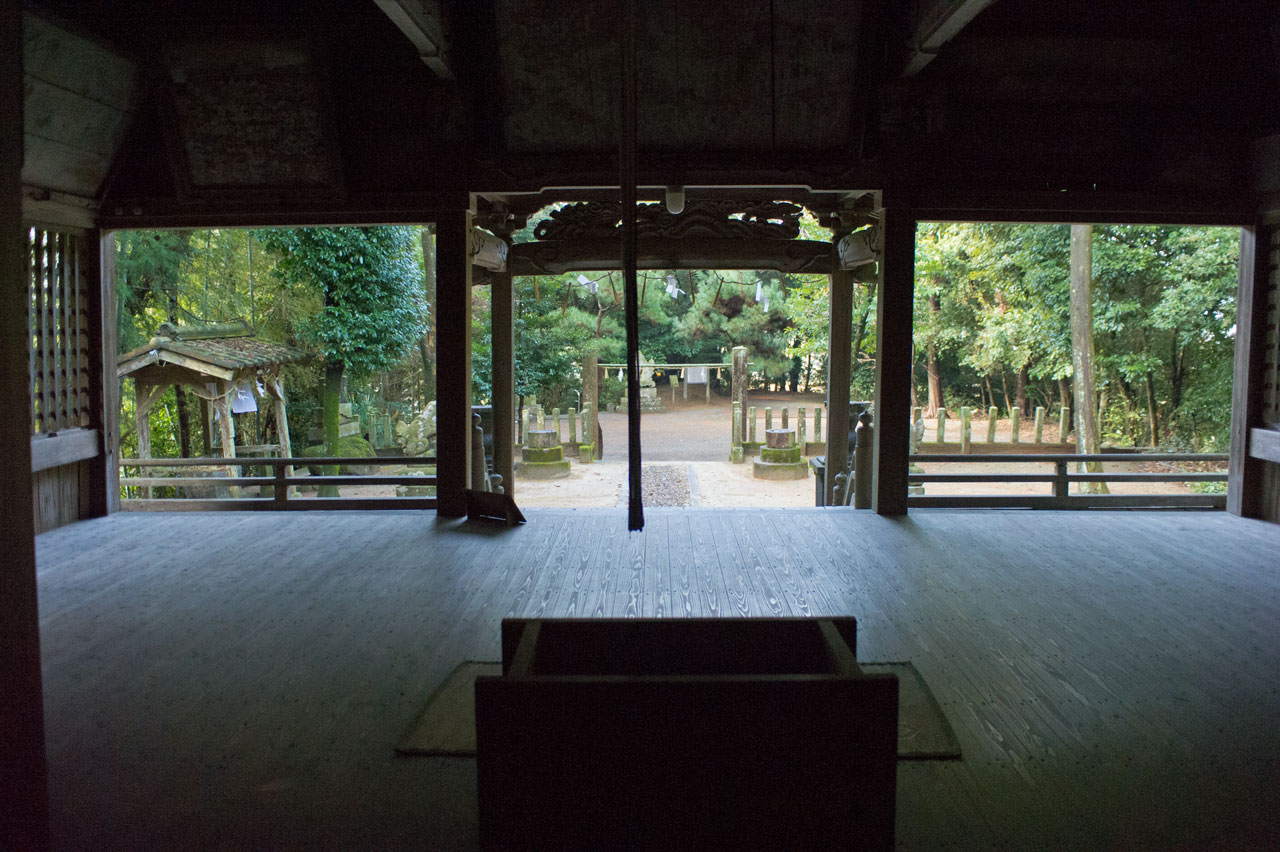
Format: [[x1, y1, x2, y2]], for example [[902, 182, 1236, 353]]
[[936, 407, 947, 442], [1060, 405, 1070, 443], [471, 412, 487, 491], [730, 402, 745, 463], [814, 407, 823, 443], [569, 407, 578, 444], [798, 408, 807, 446], [583, 353, 599, 453], [551, 407, 561, 442], [781, 408, 789, 429], [748, 406, 757, 443], [731, 346, 749, 443], [1034, 406, 1045, 444], [960, 407, 971, 454], [1010, 408, 1021, 443], [986, 406, 999, 443], [765, 407, 773, 431]]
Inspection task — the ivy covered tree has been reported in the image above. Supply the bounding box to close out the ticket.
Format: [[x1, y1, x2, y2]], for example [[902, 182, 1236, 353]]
[[255, 227, 428, 463]]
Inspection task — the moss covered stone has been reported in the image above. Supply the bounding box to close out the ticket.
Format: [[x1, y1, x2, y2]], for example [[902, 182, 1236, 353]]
[[519, 459, 571, 480], [521, 446, 564, 464], [761, 446, 802, 464], [302, 435, 377, 474]]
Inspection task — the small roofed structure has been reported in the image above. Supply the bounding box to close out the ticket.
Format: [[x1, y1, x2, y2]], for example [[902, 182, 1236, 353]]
[[116, 322, 310, 474]]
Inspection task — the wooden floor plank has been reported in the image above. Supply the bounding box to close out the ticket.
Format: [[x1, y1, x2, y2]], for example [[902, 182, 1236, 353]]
[[32, 508, 1280, 851]]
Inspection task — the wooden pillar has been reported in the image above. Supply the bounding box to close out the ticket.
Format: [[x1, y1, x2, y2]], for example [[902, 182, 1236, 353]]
[[86, 229, 118, 515], [872, 207, 916, 515], [435, 207, 473, 515], [266, 375, 293, 480], [826, 270, 853, 506], [491, 250, 515, 499], [1228, 224, 1271, 516], [134, 380, 163, 499], [1, 2, 51, 846]]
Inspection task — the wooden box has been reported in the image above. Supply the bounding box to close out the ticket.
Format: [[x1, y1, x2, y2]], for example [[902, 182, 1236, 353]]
[[475, 617, 898, 851]]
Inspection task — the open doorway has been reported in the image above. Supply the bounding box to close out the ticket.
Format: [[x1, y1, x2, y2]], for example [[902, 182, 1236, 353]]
[[470, 199, 867, 508]]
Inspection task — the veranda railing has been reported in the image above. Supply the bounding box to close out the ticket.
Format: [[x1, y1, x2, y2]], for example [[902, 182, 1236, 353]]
[[906, 452, 1228, 509], [120, 456, 437, 510]]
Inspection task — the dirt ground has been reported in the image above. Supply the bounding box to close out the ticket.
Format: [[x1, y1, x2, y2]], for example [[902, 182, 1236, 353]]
[[319, 391, 1222, 508], [513, 391, 1219, 508]]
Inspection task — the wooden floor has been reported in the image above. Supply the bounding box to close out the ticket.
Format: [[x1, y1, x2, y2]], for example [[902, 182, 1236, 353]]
[[34, 508, 1280, 850]]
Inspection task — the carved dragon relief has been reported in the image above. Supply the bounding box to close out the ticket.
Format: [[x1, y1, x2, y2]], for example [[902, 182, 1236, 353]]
[[532, 201, 803, 242]]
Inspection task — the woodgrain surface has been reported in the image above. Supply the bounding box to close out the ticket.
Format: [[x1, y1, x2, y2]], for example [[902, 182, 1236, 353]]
[[34, 508, 1280, 850]]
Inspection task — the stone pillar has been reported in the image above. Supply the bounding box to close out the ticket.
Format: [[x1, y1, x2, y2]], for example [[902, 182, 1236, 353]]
[[731, 346, 749, 443], [765, 407, 773, 431], [748, 406, 757, 443], [583, 353, 599, 456], [471, 412, 487, 491], [1010, 408, 1021, 443], [960, 407, 971, 454], [936, 407, 947, 442], [1034, 406, 1045, 443], [987, 406, 999, 443], [730, 403, 745, 463], [814, 406, 823, 443], [1060, 405, 1070, 443], [781, 408, 789, 429], [798, 408, 807, 446]]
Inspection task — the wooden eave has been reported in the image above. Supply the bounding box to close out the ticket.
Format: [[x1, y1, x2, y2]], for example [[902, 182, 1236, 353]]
[[116, 336, 310, 381]]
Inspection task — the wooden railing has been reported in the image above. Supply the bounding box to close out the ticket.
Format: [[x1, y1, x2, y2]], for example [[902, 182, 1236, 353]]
[[119, 456, 438, 511], [907, 452, 1228, 509]]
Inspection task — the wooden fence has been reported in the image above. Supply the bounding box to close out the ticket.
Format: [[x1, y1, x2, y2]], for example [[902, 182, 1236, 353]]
[[906, 452, 1228, 509], [119, 456, 437, 510]]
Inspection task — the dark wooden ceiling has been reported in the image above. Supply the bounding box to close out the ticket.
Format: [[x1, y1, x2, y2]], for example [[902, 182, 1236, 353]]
[[20, 0, 1280, 223]]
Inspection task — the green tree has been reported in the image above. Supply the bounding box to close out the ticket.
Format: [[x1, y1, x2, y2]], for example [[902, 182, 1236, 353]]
[[255, 227, 428, 480]]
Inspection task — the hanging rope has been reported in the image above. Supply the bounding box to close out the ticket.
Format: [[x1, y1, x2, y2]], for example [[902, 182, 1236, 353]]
[[621, 0, 643, 531]]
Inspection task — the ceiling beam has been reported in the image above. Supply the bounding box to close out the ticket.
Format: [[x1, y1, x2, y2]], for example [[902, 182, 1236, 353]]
[[901, 0, 997, 77], [372, 0, 453, 79]]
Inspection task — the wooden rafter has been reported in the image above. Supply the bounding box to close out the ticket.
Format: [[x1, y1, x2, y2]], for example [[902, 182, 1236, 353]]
[[373, 0, 452, 79], [901, 0, 997, 77]]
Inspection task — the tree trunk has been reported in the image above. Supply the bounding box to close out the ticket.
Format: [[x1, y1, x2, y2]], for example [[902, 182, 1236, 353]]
[[419, 227, 437, 404], [1169, 333, 1185, 413], [166, 296, 192, 456], [1059, 377, 1071, 434], [1001, 369, 1012, 416], [924, 293, 944, 416], [1070, 224, 1107, 493], [1144, 370, 1159, 446], [173, 386, 192, 457], [320, 359, 343, 497], [1015, 362, 1029, 416], [850, 288, 872, 384]]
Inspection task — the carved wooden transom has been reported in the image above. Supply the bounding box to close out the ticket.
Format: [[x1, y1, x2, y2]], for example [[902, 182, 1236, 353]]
[[532, 201, 803, 242]]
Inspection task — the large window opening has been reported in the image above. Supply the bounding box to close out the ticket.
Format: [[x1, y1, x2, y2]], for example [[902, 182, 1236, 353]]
[[113, 225, 437, 507], [905, 222, 1237, 508]]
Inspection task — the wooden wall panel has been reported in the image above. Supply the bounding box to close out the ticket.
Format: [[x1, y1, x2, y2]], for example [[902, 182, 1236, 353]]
[[33, 460, 87, 535]]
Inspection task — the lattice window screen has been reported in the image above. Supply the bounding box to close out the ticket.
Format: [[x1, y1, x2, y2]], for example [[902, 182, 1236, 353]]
[[1263, 228, 1280, 424], [27, 227, 91, 435]]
